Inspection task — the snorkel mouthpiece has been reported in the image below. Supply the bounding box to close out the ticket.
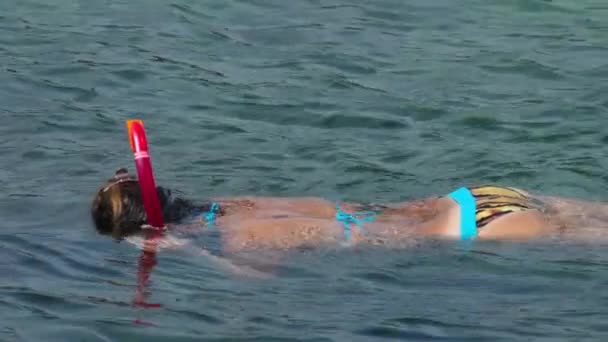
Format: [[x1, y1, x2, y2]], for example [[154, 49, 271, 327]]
[[126, 120, 165, 229]]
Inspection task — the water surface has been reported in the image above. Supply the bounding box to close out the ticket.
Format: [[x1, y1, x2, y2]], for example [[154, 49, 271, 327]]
[[1, 0, 608, 340]]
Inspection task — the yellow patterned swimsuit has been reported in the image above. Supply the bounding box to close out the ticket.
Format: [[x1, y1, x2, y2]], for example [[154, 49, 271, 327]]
[[447, 185, 543, 240]]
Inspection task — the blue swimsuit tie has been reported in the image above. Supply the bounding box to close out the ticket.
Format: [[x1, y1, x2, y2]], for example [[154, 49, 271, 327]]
[[202, 202, 220, 229], [446, 187, 477, 240], [335, 204, 376, 241]]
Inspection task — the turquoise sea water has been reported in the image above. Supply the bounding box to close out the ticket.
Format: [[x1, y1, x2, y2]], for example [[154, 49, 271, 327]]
[[1, 0, 608, 340]]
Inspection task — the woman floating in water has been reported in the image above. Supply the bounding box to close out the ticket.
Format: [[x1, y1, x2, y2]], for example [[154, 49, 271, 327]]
[[91, 168, 607, 254]]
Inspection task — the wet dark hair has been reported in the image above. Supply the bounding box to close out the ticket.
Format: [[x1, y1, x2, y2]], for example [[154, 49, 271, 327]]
[[91, 168, 200, 239]]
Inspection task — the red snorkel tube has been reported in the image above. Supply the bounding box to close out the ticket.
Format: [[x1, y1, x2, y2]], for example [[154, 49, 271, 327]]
[[126, 120, 165, 229], [126, 120, 163, 316]]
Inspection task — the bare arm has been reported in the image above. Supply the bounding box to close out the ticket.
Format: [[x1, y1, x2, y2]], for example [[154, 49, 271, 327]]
[[126, 234, 271, 278], [375, 196, 444, 222], [216, 196, 339, 219]]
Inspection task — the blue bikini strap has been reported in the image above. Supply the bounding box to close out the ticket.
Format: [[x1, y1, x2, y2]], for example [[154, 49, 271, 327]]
[[447, 187, 477, 240], [202, 202, 220, 229], [335, 204, 376, 241]]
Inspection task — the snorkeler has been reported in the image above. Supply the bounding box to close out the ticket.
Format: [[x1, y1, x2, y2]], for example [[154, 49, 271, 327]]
[[91, 168, 608, 253]]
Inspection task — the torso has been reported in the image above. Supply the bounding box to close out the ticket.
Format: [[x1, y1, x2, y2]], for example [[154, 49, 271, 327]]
[[211, 196, 447, 251], [187, 188, 572, 252]]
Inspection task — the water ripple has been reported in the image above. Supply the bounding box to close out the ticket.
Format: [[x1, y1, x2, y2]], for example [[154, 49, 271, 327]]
[[2, 0, 608, 340]]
